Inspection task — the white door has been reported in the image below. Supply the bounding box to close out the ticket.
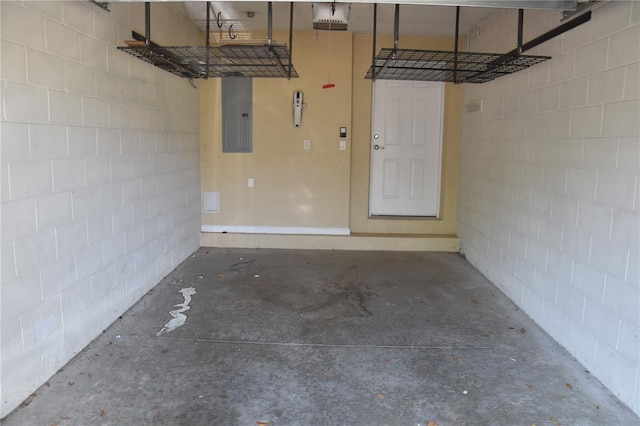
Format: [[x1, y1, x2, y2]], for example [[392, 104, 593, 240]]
[[370, 80, 444, 217]]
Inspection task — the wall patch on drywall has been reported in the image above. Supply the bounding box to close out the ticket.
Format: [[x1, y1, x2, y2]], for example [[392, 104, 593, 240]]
[[156, 287, 197, 337]]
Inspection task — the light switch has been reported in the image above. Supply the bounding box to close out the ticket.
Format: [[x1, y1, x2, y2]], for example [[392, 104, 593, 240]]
[[339, 127, 347, 138], [248, 178, 254, 187], [304, 139, 310, 150]]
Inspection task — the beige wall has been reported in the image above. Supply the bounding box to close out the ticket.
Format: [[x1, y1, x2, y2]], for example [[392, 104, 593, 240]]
[[201, 30, 353, 229], [350, 34, 461, 235], [201, 31, 461, 236]]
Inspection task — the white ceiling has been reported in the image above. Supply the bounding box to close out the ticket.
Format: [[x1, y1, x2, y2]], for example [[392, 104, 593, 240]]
[[182, 2, 498, 37]]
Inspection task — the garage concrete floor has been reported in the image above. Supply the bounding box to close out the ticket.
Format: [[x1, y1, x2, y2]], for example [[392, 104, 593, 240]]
[[4, 248, 638, 425]]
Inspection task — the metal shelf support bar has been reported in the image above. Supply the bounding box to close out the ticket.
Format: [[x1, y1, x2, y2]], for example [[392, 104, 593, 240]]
[[372, 3, 378, 81], [288, 2, 294, 79], [453, 6, 460, 84], [375, 4, 400, 80]]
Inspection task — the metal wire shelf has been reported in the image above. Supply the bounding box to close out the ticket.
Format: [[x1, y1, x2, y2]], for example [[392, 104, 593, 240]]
[[365, 48, 550, 83], [117, 44, 298, 79]]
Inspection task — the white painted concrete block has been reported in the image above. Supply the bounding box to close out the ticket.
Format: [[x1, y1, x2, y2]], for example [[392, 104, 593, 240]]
[[549, 52, 575, 84], [588, 67, 626, 105], [119, 78, 140, 105], [538, 217, 563, 249], [66, 62, 96, 96], [90, 265, 116, 300], [36, 192, 72, 231], [577, 201, 613, 238], [527, 237, 549, 269], [0, 269, 42, 322], [96, 71, 120, 101], [26, 49, 65, 90], [542, 166, 567, 195], [97, 128, 121, 156], [49, 91, 83, 125], [583, 138, 618, 170], [8, 160, 53, 200], [575, 39, 608, 77], [617, 138, 640, 174], [546, 110, 571, 138], [110, 156, 131, 182], [593, 1, 633, 40], [1, 40, 27, 83], [561, 225, 592, 263], [570, 105, 603, 138], [40, 255, 77, 301], [111, 205, 133, 235], [564, 320, 598, 367], [547, 248, 574, 284], [106, 48, 130, 78], [102, 234, 126, 265], [590, 235, 630, 280], [94, 12, 119, 46], [63, 1, 94, 36], [45, 21, 81, 61], [593, 342, 638, 407], [537, 84, 560, 112], [53, 158, 85, 192], [572, 261, 606, 301], [55, 220, 89, 257], [610, 212, 640, 249], [623, 63, 639, 101], [75, 244, 104, 281], [13, 230, 57, 275], [1, 2, 46, 50], [602, 100, 640, 136], [68, 127, 97, 157], [2, 82, 50, 123], [583, 299, 622, 349], [125, 227, 145, 253], [562, 18, 593, 53], [607, 26, 640, 68], [555, 139, 584, 168], [87, 212, 113, 246], [617, 320, 639, 363], [603, 277, 640, 324], [30, 124, 67, 160], [1, 122, 30, 162], [100, 182, 124, 211], [559, 76, 588, 110], [80, 35, 107, 70], [83, 157, 110, 187], [108, 102, 131, 129], [1, 242, 17, 283], [71, 187, 101, 220], [82, 97, 110, 128], [595, 171, 637, 209], [566, 168, 597, 200]]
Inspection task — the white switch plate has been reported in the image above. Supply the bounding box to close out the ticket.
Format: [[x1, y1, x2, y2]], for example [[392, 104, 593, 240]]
[[248, 178, 254, 187], [304, 139, 310, 150], [339, 140, 346, 150]]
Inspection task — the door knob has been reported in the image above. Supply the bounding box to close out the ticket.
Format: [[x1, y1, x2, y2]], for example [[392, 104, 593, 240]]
[[373, 144, 385, 150], [373, 134, 380, 139]]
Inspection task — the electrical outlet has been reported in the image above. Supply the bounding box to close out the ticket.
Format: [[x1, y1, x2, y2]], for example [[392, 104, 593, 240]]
[[339, 140, 346, 150], [304, 139, 310, 150], [248, 178, 254, 188]]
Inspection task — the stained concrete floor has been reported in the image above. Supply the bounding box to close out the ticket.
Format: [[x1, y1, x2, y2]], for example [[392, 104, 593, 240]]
[[4, 248, 638, 425]]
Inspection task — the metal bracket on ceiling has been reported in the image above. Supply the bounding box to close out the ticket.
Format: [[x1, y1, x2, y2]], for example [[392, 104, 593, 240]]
[[88, 0, 110, 12]]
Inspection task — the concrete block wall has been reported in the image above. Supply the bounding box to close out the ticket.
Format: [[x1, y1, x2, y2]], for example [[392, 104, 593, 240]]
[[457, 1, 639, 414], [1, 1, 201, 416]]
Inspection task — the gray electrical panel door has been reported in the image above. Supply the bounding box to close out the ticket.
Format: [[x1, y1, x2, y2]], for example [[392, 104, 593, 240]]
[[222, 78, 253, 153]]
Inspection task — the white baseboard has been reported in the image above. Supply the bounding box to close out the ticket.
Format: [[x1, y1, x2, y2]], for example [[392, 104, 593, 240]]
[[201, 225, 351, 236]]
